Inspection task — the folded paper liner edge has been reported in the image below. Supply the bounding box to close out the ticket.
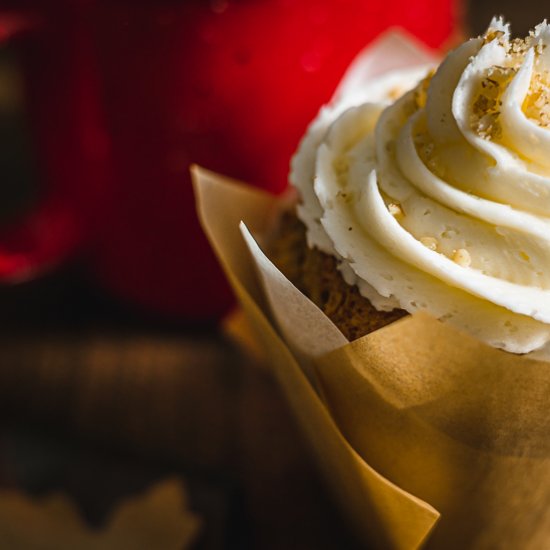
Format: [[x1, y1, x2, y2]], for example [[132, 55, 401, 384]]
[[193, 164, 550, 550], [192, 165, 439, 549]]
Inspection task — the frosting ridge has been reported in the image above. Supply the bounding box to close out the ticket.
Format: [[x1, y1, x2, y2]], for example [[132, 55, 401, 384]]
[[291, 18, 550, 355]]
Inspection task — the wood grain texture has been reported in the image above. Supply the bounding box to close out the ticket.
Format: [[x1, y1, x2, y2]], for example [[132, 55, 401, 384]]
[[0, 270, 360, 548]]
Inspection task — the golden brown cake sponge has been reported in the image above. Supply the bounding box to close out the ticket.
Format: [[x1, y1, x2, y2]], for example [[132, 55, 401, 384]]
[[268, 210, 406, 341]]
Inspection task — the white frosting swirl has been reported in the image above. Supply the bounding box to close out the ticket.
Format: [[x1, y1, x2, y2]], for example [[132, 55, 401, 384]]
[[291, 19, 550, 356]]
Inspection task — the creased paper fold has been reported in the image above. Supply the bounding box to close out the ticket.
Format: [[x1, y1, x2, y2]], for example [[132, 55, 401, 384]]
[[194, 163, 550, 550], [194, 165, 439, 549]]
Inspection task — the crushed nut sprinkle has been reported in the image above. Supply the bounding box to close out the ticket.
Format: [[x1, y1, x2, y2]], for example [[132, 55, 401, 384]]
[[420, 237, 438, 251], [509, 37, 528, 55], [387, 203, 403, 217], [523, 70, 550, 127], [474, 28, 550, 132], [335, 190, 355, 205], [470, 66, 516, 140], [414, 71, 434, 110], [483, 28, 505, 45], [388, 86, 404, 100], [482, 25, 547, 57], [487, 65, 517, 80], [535, 40, 548, 55], [414, 131, 439, 173], [452, 248, 472, 267]]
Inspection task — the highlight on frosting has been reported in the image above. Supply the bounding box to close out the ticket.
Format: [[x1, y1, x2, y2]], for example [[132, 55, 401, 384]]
[[290, 18, 550, 356]]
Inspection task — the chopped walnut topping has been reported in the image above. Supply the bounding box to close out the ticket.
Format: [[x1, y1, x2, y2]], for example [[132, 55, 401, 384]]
[[483, 28, 505, 45], [487, 65, 517, 79], [470, 66, 516, 140], [470, 28, 550, 137], [510, 37, 528, 55], [472, 111, 502, 140], [414, 131, 439, 173], [420, 237, 438, 251], [523, 70, 550, 127], [452, 248, 471, 267], [535, 40, 547, 55], [414, 71, 434, 110], [474, 94, 498, 113], [387, 203, 403, 217], [388, 86, 404, 100]]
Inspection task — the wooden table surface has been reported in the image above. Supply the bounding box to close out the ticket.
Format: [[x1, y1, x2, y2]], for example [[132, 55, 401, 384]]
[[0, 267, 361, 548]]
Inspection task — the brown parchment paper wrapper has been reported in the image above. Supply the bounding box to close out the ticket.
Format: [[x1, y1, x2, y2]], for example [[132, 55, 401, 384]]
[[193, 167, 439, 549], [193, 32, 550, 549], [194, 166, 550, 549]]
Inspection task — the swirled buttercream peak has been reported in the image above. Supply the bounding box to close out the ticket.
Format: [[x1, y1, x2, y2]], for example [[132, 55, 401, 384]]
[[290, 19, 550, 356]]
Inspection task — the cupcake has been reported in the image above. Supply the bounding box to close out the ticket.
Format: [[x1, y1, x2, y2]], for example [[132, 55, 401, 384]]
[[270, 17, 550, 359], [193, 19, 550, 549]]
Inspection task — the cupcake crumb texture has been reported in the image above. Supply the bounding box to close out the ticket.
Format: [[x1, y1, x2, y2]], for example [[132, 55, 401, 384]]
[[268, 210, 406, 341]]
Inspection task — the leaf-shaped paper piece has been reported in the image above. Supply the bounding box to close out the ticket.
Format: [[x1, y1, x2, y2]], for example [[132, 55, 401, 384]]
[[193, 165, 439, 549], [0, 478, 202, 549]]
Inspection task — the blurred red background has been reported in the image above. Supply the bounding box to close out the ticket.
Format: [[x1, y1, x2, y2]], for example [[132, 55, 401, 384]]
[[0, 0, 459, 323]]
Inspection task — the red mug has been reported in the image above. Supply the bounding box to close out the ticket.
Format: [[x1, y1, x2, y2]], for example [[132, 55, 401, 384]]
[[0, 0, 459, 321]]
